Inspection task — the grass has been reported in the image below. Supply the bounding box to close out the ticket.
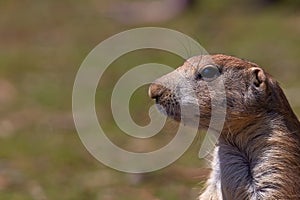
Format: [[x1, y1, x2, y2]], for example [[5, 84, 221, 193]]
[[0, 1, 300, 199]]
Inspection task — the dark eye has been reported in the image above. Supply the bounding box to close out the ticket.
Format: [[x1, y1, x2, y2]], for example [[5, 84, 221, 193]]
[[198, 65, 220, 81]]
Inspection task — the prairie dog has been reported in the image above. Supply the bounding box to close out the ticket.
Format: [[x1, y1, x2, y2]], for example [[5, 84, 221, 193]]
[[149, 54, 300, 200]]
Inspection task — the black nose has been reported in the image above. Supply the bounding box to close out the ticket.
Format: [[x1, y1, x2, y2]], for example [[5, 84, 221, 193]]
[[148, 83, 166, 99]]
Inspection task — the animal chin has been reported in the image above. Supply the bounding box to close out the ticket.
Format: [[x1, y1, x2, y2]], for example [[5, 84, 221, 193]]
[[156, 102, 201, 126], [155, 103, 180, 121], [155, 103, 168, 116]]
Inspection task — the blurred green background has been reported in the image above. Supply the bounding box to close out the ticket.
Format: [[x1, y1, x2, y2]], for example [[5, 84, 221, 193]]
[[1, 0, 300, 199]]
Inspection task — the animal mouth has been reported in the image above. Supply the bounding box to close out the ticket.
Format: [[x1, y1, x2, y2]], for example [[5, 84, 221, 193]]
[[156, 98, 201, 123], [149, 82, 198, 122], [155, 99, 181, 121]]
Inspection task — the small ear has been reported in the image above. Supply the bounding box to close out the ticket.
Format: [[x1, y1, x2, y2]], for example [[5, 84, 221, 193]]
[[250, 67, 266, 88]]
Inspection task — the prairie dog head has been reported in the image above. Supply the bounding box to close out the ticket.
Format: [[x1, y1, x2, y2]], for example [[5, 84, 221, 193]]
[[149, 54, 272, 130]]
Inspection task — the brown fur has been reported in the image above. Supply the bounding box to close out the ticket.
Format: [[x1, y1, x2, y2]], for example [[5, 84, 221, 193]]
[[149, 54, 300, 200]]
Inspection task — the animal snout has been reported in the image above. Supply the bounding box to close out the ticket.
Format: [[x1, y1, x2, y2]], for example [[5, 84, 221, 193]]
[[148, 83, 166, 99]]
